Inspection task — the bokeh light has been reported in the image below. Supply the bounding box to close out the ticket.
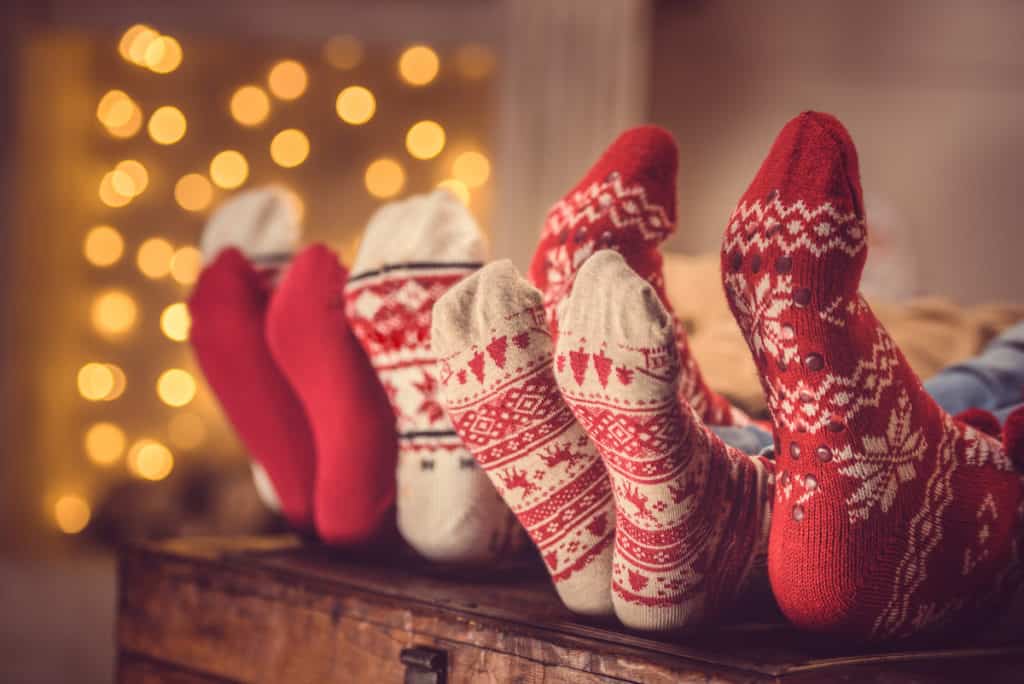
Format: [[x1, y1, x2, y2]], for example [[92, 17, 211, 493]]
[[125, 25, 159, 65], [168, 412, 207, 450], [335, 86, 376, 125], [270, 128, 310, 168], [454, 43, 497, 80], [364, 158, 406, 199], [148, 106, 187, 145], [398, 45, 440, 86], [115, 159, 149, 197], [170, 246, 202, 285], [54, 495, 91, 534], [157, 368, 197, 407], [437, 179, 470, 205], [118, 25, 152, 62], [405, 120, 446, 160], [83, 225, 124, 267], [160, 302, 191, 342], [209, 150, 249, 190], [230, 85, 271, 127], [99, 172, 132, 208], [174, 173, 214, 212], [96, 90, 138, 130], [324, 35, 363, 70], [137, 237, 174, 279], [78, 363, 116, 401], [268, 60, 308, 100], [85, 422, 126, 466], [144, 35, 183, 74], [128, 440, 174, 481], [452, 150, 491, 188], [91, 290, 138, 337]]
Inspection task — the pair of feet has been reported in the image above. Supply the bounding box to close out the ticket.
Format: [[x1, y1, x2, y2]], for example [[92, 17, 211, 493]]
[[436, 113, 1024, 640]]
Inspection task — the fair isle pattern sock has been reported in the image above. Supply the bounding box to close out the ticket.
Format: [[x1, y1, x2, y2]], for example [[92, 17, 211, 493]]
[[432, 261, 615, 615], [554, 250, 773, 630], [722, 111, 1023, 639], [188, 248, 316, 530], [527, 126, 748, 427], [344, 190, 524, 563], [266, 244, 398, 545]]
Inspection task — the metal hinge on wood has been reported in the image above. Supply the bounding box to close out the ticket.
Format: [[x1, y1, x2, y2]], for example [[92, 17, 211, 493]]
[[400, 646, 447, 684]]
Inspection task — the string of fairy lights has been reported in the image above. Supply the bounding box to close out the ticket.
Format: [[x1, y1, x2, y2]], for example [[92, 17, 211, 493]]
[[53, 24, 495, 536]]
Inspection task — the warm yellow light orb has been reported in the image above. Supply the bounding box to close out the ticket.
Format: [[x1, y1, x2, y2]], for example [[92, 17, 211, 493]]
[[335, 86, 376, 125], [454, 43, 497, 80], [208, 150, 248, 190], [230, 85, 271, 127], [270, 128, 310, 168], [157, 368, 197, 407], [437, 179, 470, 205], [267, 60, 308, 100], [77, 363, 115, 401], [452, 150, 491, 188], [364, 158, 406, 199], [83, 225, 124, 267], [85, 422, 126, 466], [174, 173, 214, 212], [405, 120, 446, 160], [398, 45, 440, 86], [144, 35, 182, 73], [127, 26, 160, 65], [54, 495, 91, 534], [97, 90, 134, 128], [148, 106, 187, 145], [115, 160, 149, 197], [99, 172, 132, 208], [160, 302, 191, 342], [105, 363, 127, 400], [324, 35, 363, 70], [169, 246, 202, 285], [129, 440, 174, 481], [118, 25, 151, 61], [91, 289, 138, 337], [168, 412, 207, 450], [137, 237, 174, 279]]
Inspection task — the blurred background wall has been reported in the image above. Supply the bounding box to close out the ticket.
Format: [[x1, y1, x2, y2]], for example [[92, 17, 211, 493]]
[[1, 0, 1021, 681]]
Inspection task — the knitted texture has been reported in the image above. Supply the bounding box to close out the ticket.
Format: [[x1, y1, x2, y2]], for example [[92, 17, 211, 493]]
[[344, 190, 524, 563], [528, 126, 747, 427], [188, 248, 315, 530], [554, 250, 773, 630], [432, 261, 615, 615], [721, 111, 1024, 639], [266, 244, 398, 545]]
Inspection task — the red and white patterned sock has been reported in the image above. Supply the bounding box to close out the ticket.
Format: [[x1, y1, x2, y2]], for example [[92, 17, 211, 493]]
[[528, 126, 748, 427], [266, 244, 398, 545], [554, 250, 773, 630], [722, 111, 1024, 639], [344, 190, 524, 563], [432, 260, 615, 615], [189, 247, 315, 530]]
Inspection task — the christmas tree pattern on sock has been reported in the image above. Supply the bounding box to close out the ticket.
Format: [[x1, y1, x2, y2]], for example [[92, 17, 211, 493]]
[[432, 260, 615, 615], [554, 250, 773, 630], [722, 111, 1024, 639], [266, 244, 398, 545], [344, 190, 524, 563], [528, 126, 748, 427]]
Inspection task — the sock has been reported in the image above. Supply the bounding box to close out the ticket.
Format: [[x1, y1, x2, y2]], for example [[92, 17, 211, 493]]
[[554, 250, 773, 630], [188, 248, 315, 530], [721, 111, 1023, 639], [265, 244, 398, 545], [527, 126, 747, 427], [432, 260, 615, 615], [344, 189, 524, 563]]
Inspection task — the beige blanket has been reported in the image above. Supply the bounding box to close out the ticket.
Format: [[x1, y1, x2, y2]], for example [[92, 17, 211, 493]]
[[664, 253, 1024, 416]]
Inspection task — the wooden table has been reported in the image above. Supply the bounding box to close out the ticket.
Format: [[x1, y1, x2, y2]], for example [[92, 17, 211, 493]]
[[117, 535, 1024, 682]]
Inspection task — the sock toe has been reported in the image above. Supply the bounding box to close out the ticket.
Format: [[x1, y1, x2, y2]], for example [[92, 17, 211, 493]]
[[200, 186, 301, 265]]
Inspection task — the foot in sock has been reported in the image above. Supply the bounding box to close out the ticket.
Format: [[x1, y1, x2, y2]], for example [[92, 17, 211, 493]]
[[554, 250, 773, 630], [266, 244, 398, 545], [189, 248, 315, 530], [344, 189, 524, 563], [431, 260, 615, 615], [528, 126, 747, 426], [722, 111, 1023, 639]]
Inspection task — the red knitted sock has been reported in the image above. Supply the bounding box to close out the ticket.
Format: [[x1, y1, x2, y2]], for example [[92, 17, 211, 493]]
[[266, 244, 398, 545], [188, 248, 315, 530], [528, 126, 747, 426], [722, 111, 1024, 639], [554, 250, 773, 630]]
